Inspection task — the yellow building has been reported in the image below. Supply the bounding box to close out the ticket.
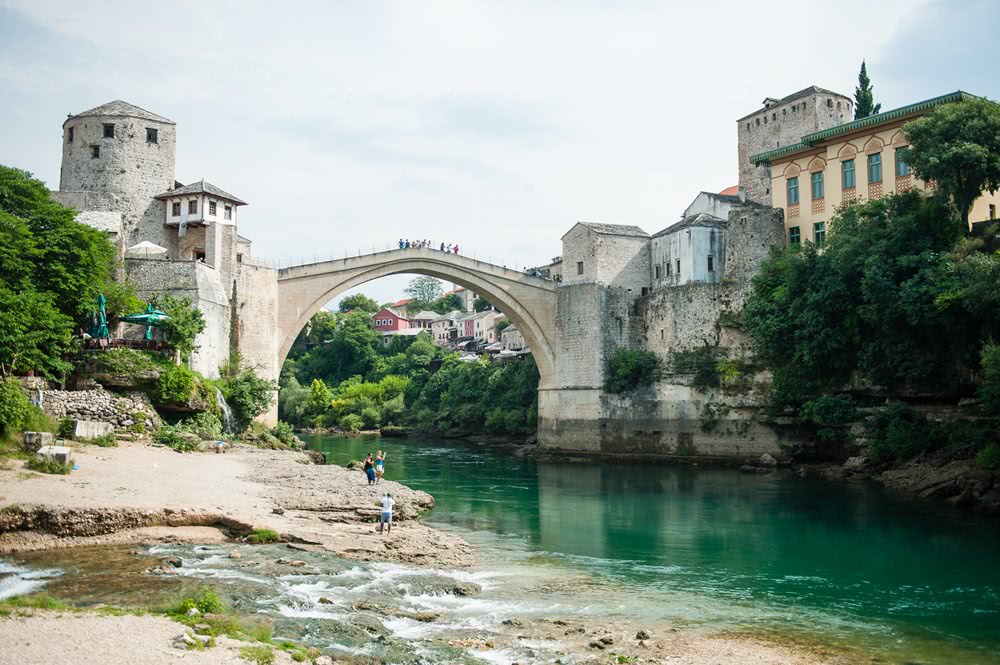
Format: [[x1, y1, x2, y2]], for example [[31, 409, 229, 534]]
[[750, 91, 1000, 246]]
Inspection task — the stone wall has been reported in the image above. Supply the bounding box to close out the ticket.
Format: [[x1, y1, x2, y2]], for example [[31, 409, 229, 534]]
[[233, 261, 280, 425], [125, 258, 231, 378], [58, 112, 176, 249], [42, 388, 159, 431]]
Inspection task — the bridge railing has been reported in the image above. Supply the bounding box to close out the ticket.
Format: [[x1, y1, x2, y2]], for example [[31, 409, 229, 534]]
[[239, 243, 559, 281]]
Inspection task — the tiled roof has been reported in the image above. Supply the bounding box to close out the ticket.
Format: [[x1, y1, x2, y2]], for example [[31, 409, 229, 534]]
[[737, 85, 850, 122], [719, 186, 739, 196], [409, 310, 439, 320], [154, 179, 247, 205], [566, 222, 649, 238], [391, 298, 414, 307], [653, 213, 727, 238], [70, 100, 174, 125]]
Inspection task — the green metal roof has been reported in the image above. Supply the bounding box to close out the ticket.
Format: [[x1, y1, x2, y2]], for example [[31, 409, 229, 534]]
[[750, 143, 810, 166], [750, 90, 978, 166]]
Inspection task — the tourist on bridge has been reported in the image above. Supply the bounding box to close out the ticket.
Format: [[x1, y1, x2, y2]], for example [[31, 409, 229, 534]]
[[440, 242, 446, 251], [398, 239, 404, 249], [378, 492, 394, 534], [453, 244, 459, 254], [375, 450, 386, 483], [446, 243, 452, 252], [405, 239, 411, 249], [363, 454, 376, 485]]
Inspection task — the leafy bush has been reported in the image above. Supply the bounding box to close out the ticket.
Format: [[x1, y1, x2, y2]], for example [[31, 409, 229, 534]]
[[57, 417, 74, 438], [799, 396, 859, 426], [239, 646, 275, 665], [87, 348, 169, 377], [25, 456, 71, 474], [606, 348, 658, 394], [670, 347, 719, 389], [271, 421, 295, 445], [360, 406, 381, 429], [154, 426, 199, 452], [169, 587, 225, 616], [219, 369, 274, 432], [0, 379, 31, 437], [155, 295, 207, 362], [980, 342, 1000, 416], [976, 443, 1000, 470], [339, 413, 364, 432], [156, 364, 197, 405], [175, 412, 224, 440], [85, 434, 117, 447], [247, 528, 280, 544], [866, 405, 944, 463]]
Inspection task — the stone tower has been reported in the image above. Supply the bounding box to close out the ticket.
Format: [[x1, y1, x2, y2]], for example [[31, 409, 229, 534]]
[[57, 100, 177, 249], [736, 86, 852, 204]]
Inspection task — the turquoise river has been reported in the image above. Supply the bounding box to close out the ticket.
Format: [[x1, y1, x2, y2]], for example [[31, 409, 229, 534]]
[[302, 435, 1000, 663]]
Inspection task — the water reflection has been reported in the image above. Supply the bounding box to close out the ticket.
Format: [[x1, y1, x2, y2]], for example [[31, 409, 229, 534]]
[[302, 435, 1000, 656]]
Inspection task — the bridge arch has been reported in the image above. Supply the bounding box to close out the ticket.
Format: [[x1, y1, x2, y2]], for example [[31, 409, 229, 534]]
[[275, 248, 558, 388]]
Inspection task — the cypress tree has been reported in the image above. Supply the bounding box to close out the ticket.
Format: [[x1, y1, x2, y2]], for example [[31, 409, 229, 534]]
[[854, 61, 882, 119]]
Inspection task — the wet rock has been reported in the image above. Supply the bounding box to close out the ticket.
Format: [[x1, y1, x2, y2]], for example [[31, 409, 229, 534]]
[[599, 636, 614, 645], [318, 597, 334, 604], [229, 551, 241, 560], [272, 507, 285, 515], [288, 560, 306, 567], [739, 464, 772, 474], [758, 453, 778, 467], [502, 618, 523, 626], [588, 640, 606, 650], [635, 629, 650, 640], [843, 456, 867, 471], [450, 581, 481, 597], [159, 555, 182, 568]]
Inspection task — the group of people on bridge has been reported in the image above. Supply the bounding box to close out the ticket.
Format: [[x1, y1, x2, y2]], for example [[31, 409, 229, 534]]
[[399, 238, 460, 254]]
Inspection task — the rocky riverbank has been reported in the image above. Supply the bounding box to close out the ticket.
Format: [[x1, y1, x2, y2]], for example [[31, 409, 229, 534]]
[[0, 441, 473, 566]]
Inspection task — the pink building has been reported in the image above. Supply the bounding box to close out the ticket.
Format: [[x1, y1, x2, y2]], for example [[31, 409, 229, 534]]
[[373, 307, 410, 332]]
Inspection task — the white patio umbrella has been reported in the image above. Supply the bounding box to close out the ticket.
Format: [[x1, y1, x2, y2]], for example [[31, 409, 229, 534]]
[[126, 240, 168, 258]]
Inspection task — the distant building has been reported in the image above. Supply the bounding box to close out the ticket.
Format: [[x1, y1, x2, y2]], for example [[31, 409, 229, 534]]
[[751, 90, 1000, 244], [372, 307, 410, 332], [500, 324, 526, 352], [377, 328, 424, 348], [431, 310, 465, 346], [408, 310, 439, 330]]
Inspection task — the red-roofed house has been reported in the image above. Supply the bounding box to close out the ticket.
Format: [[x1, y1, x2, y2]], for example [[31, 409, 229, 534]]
[[373, 307, 410, 332], [719, 185, 739, 196]]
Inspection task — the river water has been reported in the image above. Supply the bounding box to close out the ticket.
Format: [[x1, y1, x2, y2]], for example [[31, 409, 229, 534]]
[[4, 434, 1000, 664]]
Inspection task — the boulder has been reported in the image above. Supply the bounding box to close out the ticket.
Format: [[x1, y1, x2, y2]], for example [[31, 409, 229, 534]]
[[843, 456, 867, 471], [758, 453, 778, 467], [315, 657, 335, 665], [636, 629, 651, 640], [36, 445, 73, 465], [22, 431, 54, 452], [72, 419, 113, 439]]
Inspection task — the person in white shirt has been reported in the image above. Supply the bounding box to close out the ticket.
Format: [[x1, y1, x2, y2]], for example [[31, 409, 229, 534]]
[[379, 493, 395, 534]]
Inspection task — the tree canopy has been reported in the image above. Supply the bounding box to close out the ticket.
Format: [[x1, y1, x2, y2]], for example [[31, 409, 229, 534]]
[[853, 61, 881, 119], [743, 192, 998, 408], [903, 97, 1000, 226], [404, 276, 444, 307], [338, 293, 379, 313]]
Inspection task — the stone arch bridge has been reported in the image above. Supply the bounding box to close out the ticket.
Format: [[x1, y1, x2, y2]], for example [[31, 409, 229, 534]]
[[275, 247, 558, 388]]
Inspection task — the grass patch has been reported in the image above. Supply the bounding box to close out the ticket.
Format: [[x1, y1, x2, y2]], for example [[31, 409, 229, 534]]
[[25, 456, 72, 475], [239, 645, 275, 665], [0, 594, 73, 611], [165, 587, 225, 616], [83, 433, 117, 447], [247, 529, 280, 544]]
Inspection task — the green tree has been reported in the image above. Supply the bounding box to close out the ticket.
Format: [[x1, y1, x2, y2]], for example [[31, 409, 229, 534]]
[[221, 369, 275, 431], [473, 297, 493, 312], [339, 293, 379, 313], [430, 292, 464, 314], [404, 276, 444, 306], [853, 61, 881, 119], [0, 288, 74, 379], [495, 317, 512, 333], [155, 295, 207, 362], [903, 97, 1000, 227]]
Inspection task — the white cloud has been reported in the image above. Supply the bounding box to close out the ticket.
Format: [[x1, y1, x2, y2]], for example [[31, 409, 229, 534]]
[[2, 0, 935, 305]]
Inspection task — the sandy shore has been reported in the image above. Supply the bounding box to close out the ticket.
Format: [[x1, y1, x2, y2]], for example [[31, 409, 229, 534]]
[[0, 441, 473, 566]]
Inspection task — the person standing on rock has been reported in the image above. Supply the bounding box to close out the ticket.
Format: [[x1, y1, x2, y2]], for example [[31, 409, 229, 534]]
[[363, 454, 376, 485], [375, 450, 386, 483], [378, 492, 395, 534]]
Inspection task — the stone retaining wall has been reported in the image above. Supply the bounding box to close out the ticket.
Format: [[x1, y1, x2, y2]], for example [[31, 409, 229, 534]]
[[42, 388, 160, 431]]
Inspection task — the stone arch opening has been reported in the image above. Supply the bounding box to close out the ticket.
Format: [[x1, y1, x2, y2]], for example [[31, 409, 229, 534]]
[[275, 252, 557, 389]]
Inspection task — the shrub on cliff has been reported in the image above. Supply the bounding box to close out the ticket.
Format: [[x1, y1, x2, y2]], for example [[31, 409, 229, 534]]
[[154, 295, 207, 362], [980, 342, 1000, 416], [219, 369, 275, 432], [866, 404, 945, 463], [606, 348, 658, 394], [976, 443, 1000, 470], [156, 364, 197, 406]]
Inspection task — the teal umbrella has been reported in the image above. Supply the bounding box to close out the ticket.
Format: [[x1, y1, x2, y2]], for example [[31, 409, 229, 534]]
[[93, 294, 110, 339], [121, 303, 170, 340]]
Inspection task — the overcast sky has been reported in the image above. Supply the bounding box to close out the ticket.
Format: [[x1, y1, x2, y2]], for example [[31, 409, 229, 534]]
[[2, 0, 998, 307]]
